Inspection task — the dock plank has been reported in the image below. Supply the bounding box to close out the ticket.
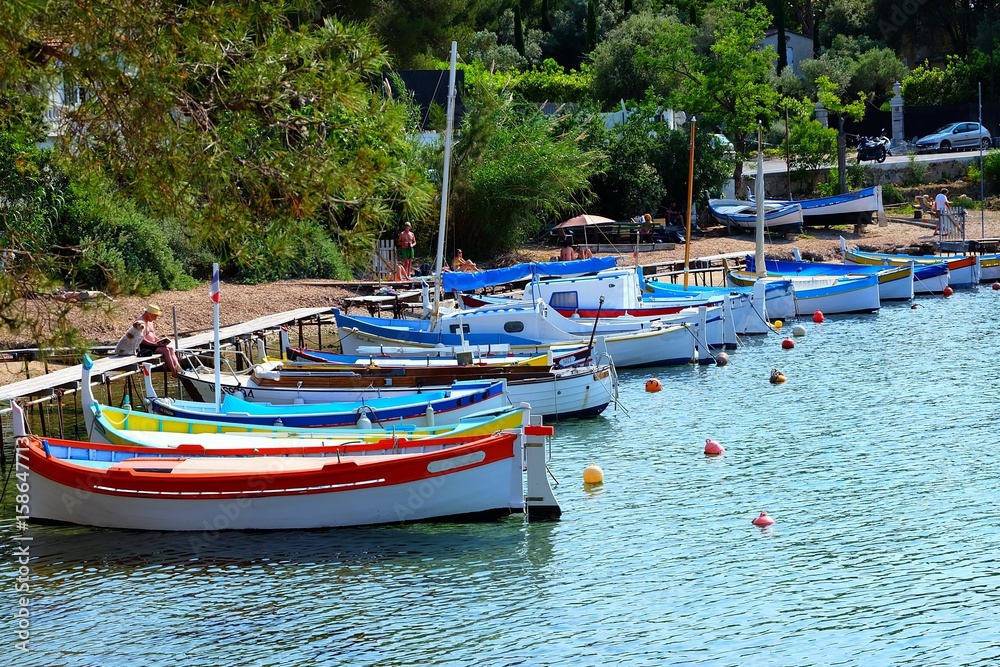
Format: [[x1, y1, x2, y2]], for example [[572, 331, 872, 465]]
[[0, 307, 334, 402]]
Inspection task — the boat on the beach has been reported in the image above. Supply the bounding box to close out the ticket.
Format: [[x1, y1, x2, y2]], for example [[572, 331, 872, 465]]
[[707, 199, 804, 235], [749, 186, 884, 227], [17, 419, 561, 530]]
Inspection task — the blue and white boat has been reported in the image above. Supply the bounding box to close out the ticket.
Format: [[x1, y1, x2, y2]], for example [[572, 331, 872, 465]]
[[744, 254, 913, 301], [708, 199, 804, 235], [749, 186, 883, 227], [334, 305, 697, 367], [146, 377, 510, 428], [727, 270, 881, 315]]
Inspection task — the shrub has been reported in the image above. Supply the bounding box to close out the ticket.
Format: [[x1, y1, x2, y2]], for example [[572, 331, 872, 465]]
[[61, 180, 197, 295], [983, 151, 1000, 193], [904, 154, 929, 186], [953, 193, 977, 209], [881, 182, 904, 204]]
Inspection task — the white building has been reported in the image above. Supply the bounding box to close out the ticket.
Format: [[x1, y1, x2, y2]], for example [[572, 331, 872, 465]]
[[760, 30, 814, 77]]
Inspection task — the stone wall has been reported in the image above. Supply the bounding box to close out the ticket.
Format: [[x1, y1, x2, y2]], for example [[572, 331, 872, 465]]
[[755, 154, 981, 199]]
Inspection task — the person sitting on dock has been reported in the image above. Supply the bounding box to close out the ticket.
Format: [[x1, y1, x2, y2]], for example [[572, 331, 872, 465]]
[[136, 303, 182, 376], [451, 249, 479, 272]]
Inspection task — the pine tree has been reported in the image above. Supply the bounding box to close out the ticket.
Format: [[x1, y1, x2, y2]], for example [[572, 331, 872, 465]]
[[586, 0, 598, 51], [514, 3, 525, 56], [542, 0, 553, 32]]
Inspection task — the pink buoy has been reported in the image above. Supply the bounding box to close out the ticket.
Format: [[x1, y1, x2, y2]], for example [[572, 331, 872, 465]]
[[943, 286, 954, 297], [781, 337, 795, 349], [993, 282, 1000, 291], [812, 310, 825, 323], [751, 511, 775, 527], [704, 438, 725, 456]]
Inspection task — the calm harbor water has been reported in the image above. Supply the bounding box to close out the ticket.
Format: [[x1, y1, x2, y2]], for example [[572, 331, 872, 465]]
[[4, 286, 1000, 666]]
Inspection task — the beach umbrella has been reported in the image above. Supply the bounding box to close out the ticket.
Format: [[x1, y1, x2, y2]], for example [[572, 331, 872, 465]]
[[555, 214, 617, 247], [555, 214, 616, 229]]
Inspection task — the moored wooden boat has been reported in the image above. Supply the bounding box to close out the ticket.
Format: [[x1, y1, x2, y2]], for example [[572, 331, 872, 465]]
[[17, 417, 561, 530], [149, 368, 509, 428], [728, 270, 881, 315], [178, 357, 617, 421], [745, 255, 913, 301], [65, 363, 532, 447], [333, 308, 697, 367], [840, 238, 980, 287]]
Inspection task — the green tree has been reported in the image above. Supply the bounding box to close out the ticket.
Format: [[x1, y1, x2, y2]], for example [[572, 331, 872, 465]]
[[6, 2, 436, 280], [589, 9, 684, 109], [514, 3, 526, 56], [815, 75, 866, 193], [587, 97, 731, 217], [648, 0, 781, 189], [586, 0, 599, 51], [446, 74, 605, 258]]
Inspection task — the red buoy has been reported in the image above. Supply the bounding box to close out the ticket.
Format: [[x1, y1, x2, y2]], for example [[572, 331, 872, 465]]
[[752, 511, 775, 527], [812, 310, 825, 323], [781, 337, 795, 349], [993, 282, 1000, 291], [645, 378, 662, 393], [943, 286, 954, 297], [704, 438, 725, 456]]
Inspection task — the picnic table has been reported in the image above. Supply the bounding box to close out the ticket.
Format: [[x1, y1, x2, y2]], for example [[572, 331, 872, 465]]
[[343, 289, 423, 318]]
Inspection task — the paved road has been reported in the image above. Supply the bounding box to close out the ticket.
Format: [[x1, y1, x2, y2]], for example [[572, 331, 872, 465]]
[[745, 147, 990, 175]]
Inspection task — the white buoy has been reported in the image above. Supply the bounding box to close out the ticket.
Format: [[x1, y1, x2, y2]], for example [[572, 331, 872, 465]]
[[356, 413, 372, 429], [792, 324, 807, 337], [715, 351, 730, 366]]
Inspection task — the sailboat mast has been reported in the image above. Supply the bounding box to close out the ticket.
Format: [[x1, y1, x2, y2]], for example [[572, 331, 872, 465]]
[[754, 122, 766, 278], [432, 42, 459, 320], [682, 116, 696, 289]]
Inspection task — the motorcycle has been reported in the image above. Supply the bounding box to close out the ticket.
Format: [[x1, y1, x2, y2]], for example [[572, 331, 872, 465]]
[[856, 130, 892, 163]]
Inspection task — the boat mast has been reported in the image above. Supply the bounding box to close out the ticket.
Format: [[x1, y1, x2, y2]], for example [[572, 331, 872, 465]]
[[754, 122, 766, 278], [432, 42, 459, 322], [682, 116, 696, 289]]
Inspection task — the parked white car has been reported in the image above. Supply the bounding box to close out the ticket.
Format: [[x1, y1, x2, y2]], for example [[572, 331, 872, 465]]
[[915, 122, 991, 152]]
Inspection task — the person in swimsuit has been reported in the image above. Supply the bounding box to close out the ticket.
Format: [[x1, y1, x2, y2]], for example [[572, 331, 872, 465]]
[[397, 222, 416, 279]]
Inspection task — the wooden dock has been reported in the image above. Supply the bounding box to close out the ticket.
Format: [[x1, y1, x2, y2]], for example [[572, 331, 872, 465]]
[[0, 307, 333, 404]]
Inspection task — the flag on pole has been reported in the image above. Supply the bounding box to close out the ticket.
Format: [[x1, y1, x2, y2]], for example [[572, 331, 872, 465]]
[[209, 267, 220, 304]]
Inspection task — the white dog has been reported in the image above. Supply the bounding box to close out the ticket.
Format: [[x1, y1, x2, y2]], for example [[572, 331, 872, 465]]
[[114, 320, 145, 356]]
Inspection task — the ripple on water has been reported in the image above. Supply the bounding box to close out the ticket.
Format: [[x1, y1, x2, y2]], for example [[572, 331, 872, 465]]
[[5, 288, 1000, 665]]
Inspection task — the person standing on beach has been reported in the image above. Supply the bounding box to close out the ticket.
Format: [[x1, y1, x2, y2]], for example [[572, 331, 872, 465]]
[[934, 188, 951, 236], [397, 222, 416, 279]]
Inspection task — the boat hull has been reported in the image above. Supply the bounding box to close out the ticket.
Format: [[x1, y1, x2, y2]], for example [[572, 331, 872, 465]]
[[844, 249, 980, 288], [728, 272, 881, 315], [22, 433, 525, 530], [180, 364, 617, 421], [708, 199, 804, 234]]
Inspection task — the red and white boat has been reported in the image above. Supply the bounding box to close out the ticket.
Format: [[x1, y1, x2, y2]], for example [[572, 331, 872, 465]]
[[17, 417, 560, 530]]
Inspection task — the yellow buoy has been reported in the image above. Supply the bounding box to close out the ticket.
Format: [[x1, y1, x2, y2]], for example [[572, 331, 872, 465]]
[[583, 462, 604, 484], [773, 320, 783, 330]]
